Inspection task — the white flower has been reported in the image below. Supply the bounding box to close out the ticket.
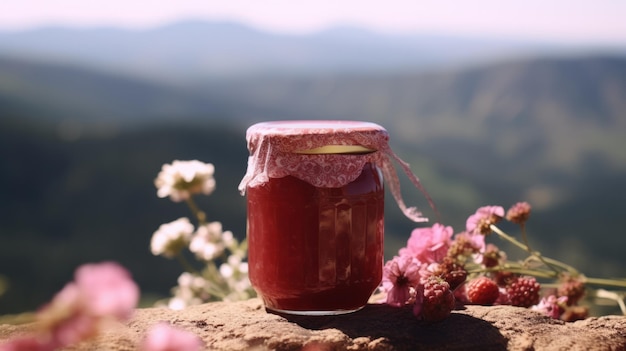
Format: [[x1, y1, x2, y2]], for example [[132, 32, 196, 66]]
[[177, 272, 195, 288], [219, 263, 234, 279], [189, 222, 229, 261], [221, 230, 236, 250], [151, 218, 194, 258], [219, 254, 253, 301], [167, 297, 187, 311], [155, 160, 216, 202], [167, 273, 208, 309]]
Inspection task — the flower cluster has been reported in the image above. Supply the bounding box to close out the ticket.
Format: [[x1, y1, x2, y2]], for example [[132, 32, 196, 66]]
[[13, 262, 139, 350], [151, 160, 255, 309], [0, 262, 204, 351], [379, 202, 626, 322], [155, 160, 216, 202]]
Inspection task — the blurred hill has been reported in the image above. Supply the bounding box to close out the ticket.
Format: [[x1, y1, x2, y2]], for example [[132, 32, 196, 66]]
[[0, 30, 625, 314], [0, 20, 585, 81]]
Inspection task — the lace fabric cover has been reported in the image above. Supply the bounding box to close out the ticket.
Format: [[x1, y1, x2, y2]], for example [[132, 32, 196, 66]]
[[238, 121, 435, 222]]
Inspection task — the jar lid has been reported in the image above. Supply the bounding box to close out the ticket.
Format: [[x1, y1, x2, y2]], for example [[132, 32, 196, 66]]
[[239, 120, 436, 223], [244, 120, 388, 154]]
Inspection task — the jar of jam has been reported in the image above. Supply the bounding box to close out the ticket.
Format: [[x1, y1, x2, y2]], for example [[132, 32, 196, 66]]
[[239, 120, 432, 315]]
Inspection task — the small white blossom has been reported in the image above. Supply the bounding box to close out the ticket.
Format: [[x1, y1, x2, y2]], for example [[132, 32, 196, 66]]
[[167, 272, 209, 309], [155, 160, 216, 202], [219, 255, 253, 301], [151, 218, 194, 258], [219, 263, 234, 279], [189, 222, 229, 261], [177, 272, 195, 287], [221, 231, 236, 250], [167, 297, 187, 311]]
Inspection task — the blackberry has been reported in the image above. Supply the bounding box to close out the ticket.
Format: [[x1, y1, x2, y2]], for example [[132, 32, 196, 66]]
[[506, 276, 541, 307]]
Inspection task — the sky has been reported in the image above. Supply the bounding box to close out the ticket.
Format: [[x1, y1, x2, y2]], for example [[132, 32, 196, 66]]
[[2, 0, 626, 44]]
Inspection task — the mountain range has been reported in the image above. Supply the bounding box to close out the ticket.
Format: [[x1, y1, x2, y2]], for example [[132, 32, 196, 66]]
[[0, 20, 616, 81]]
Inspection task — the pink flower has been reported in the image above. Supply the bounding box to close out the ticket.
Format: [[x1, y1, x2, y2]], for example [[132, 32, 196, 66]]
[[0, 337, 55, 351], [400, 223, 453, 264], [72, 261, 139, 320], [506, 202, 532, 225], [9, 262, 140, 350], [381, 255, 422, 307], [531, 295, 568, 319], [466, 206, 504, 235], [141, 323, 204, 351]]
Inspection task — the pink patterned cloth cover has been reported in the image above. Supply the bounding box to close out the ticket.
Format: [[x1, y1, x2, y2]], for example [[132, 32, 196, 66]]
[[238, 120, 435, 222]]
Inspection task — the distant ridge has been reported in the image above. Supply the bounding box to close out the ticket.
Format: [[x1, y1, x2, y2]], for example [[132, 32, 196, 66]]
[[0, 20, 592, 81], [1, 53, 625, 178]]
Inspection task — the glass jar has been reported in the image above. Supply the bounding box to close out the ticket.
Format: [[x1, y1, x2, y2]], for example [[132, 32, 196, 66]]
[[239, 120, 431, 315]]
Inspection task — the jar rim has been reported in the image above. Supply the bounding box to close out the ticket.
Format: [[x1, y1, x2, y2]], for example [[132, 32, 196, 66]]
[[247, 120, 386, 137], [245, 120, 388, 155]]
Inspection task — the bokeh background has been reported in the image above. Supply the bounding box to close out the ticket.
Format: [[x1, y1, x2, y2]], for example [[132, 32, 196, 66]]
[[1, 0, 625, 314]]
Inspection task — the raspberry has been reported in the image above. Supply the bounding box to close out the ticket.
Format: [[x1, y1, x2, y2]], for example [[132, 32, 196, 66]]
[[420, 276, 455, 322], [506, 276, 541, 307], [466, 276, 500, 305]]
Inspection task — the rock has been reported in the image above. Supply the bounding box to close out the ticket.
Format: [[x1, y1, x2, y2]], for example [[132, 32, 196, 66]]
[[1, 298, 625, 350]]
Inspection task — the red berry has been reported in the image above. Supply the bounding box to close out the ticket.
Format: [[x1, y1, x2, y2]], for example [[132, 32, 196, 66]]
[[506, 276, 541, 307], [466, 276, 500, 305], [420, 276, 455, 322]]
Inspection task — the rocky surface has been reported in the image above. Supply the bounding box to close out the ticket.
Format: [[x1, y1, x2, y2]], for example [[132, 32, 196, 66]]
[[1, 298, 625, 350]]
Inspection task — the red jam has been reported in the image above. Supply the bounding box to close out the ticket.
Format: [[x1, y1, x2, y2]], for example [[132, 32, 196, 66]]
[[247, 162, 384, 314]]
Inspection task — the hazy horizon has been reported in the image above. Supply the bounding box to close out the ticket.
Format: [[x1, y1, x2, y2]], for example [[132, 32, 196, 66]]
[[2, 0, 626, 45]]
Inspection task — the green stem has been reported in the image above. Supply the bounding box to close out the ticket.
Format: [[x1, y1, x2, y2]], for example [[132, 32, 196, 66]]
[[540, 256, 578, 274], [519, 223, 531, 252], [593, 289, 626, 315], [584, 277, 626, 289], [202, 281, 228, 300], [468, 265, 558, 279], [185, 197, 206, 225], [486, 224, 626, 291], [520, 223, 557, 273], [490, 224, 527, 251], [490, 224, 564, 274], [176, 253, 199, 274]]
